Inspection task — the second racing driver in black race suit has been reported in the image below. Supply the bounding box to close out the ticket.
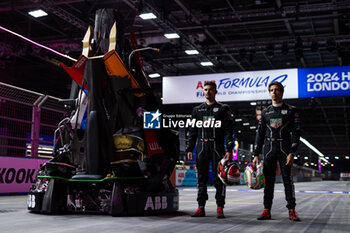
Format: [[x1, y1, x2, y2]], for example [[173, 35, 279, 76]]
[[253, 81, 301, 221]]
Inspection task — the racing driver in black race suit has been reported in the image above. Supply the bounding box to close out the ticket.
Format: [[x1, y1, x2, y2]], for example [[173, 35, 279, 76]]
[[186, 81, 233, 219], [253, 81, 301, 221]]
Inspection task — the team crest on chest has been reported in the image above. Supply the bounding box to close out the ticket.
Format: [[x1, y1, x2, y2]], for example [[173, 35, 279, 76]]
[[213, 107, 219, 112], [281, 110, 288, 114]]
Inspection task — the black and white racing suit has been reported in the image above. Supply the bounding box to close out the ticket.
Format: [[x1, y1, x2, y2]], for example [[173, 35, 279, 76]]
[[254, 103, 301, 210], [186, 102, 233, 207]]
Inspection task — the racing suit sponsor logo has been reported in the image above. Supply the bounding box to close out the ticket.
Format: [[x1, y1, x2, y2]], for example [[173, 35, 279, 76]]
[[203, 116, 214, 122], [270, 118, 282, 128]]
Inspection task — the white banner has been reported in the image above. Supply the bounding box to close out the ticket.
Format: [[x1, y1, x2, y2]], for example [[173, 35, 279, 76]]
[[163, 69, 298, 104]]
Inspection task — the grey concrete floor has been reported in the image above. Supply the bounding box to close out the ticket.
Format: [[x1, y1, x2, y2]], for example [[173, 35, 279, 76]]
[[1, 181, 349, 233]]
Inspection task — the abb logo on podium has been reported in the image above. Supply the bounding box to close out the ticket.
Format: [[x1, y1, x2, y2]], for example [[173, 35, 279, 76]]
[[144, 196, 167, 210]]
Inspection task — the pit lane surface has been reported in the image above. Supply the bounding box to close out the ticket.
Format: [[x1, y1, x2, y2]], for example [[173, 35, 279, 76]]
[[1, 181, 349, 233]]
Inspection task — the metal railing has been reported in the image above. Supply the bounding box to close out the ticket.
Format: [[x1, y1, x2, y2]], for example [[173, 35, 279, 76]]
[[0, 82, 68, 158]]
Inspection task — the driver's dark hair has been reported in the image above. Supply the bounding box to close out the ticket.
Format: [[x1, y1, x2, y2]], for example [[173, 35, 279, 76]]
[[204, 81, 217, 90], [268, 81, 284, 93]]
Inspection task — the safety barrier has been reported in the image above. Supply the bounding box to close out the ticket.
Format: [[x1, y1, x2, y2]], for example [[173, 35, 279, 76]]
[[0, 82, 68, 158]]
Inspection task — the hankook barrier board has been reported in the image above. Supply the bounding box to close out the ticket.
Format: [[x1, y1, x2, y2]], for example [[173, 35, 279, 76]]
[[162, 66, 350, 104], [0, 157, 48, 194]]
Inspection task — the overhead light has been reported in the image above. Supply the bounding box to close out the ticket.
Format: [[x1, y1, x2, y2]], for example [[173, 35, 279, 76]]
[[243, 122, 250, 126], [311, 163, 314, 165], [294, 156, 298, 159], [28, 9, 48, 18], [148, 73, 161, 78], [250, 126, 256, 129], [235, 118, 242, 122], [250, 102, 257, 106], [200, 62, 213, 66], [331, 164, 334, 167], [346, 156, 349, 159], [325, 157, 330, 159], [164, 33, 180, 39], [238, 130, 241, 133], [139, 13, 157, 20], [335, 156, 339, 159], [185, 50, 199, 55], [304, 156, 308, 159]]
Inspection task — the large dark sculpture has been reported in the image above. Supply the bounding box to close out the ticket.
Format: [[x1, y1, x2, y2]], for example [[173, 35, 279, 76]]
[[27, 9, 179, 215]]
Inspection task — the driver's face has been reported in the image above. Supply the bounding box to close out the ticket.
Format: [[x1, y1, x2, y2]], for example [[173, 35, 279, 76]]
[[204, 85, 217, 100], [269, 85, 283, 102]]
